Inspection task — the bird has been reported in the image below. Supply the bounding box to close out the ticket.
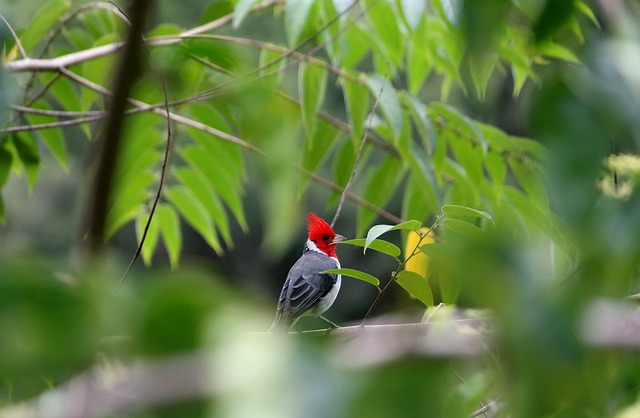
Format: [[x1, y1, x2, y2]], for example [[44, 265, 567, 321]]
[[268, 213, 346, 331]]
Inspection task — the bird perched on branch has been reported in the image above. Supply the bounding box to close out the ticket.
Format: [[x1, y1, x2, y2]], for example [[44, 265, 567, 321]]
[[269, 213, 346, 331]]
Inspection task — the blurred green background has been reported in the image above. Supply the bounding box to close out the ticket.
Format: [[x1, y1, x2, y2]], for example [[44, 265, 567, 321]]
[[1, 0, 640, 417]]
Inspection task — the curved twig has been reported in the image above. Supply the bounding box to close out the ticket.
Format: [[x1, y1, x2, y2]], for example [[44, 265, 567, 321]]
[[119, 79, 172, 284], [0, 13, 27, 59]]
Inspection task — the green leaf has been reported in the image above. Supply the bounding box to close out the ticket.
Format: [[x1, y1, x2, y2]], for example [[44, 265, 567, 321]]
[[136, 211, 161, 266], [442, 158, 478, 205], [577, 1, 600, 28], [441, 204, 493, 222], [400, 92, 436, 155], [258, 47, 286, 87], [341, 77, 370, 145], [332, 138, 356, 188], [533, 0, 576, 43], [469, 54, 496, 100], [340, 238, 401, 258], [407, 30, 430, 95], [358, 154, 405, 236], [407, 150, 441, 217], [364, 220, 422, 253], [157, 204, 182, 268], [175, 167, 232, 246], [298, 61, 328, 141], [442, 218, 490, 243], [299, 121, 339, 195], [0, 145, 12, 188], [429, 102, 487, 153], [181, 144, 248, 232], [19, 0, 70, 53], [284, 0, 315, 46], [322, 268, 380, 287], [448, 133, 483, 189], [365, 74, 403, 141], [80, 34, 119, 110], [12, 133, 40, 190], [341, 24, 372, 69], [233, 0, 261, 27], [536, 42, 580, 64], [484, 152, 506, 193], [47, 75, 80, 115], [106, 171, 154, 238], [396, 270, 434, 307], [147, 23, 183, 37], [402, 172, 437, 224], [165, 186, 222, 254], [366, 0, 404, 65], [26, 100, 67, 169], [508, 157, 549, 209]]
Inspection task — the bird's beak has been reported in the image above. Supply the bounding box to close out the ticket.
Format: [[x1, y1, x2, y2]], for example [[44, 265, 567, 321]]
[[332, 234, 347, 244]]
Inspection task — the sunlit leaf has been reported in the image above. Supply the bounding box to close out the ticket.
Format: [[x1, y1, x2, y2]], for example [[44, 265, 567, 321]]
[[442, 218, 490, 243], [364, 220, 422, 253], [340, 238, 401, 258], [441, 204, 493, 222], [322, 268, 380, 287]]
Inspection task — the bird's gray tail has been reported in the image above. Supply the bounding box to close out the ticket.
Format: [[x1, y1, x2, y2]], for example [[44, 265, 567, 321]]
[[267, 311, 297, 332]]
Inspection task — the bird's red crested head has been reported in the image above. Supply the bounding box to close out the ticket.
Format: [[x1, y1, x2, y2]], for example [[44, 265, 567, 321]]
[[306, 213, 345, 258]]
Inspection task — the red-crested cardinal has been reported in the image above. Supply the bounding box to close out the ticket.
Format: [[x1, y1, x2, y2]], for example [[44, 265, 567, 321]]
[[268, 213, 346, 331]]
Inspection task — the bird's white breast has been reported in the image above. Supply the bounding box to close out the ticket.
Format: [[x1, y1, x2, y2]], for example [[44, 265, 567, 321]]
[[309, 257, 341, 316]]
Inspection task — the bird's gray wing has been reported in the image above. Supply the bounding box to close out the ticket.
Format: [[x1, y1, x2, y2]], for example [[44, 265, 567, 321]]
[[278, 252, 339, 319]]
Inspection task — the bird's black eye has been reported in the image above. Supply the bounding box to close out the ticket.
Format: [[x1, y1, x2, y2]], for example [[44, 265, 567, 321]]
[[322, 235, 330, 241]]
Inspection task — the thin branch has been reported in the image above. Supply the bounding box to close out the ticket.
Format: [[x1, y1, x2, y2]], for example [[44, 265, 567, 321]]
[[0, 13, 27, 59], [187, 34, 362, 84], [0, 114, 106, 133], [3, 0, 279, 73], [331, 68, 388, 228], [58, 67, 262, 153], [119, 79, 172, 285], [9, 104, 105, 117], [301, 168, 403, 225], [470, 400, 499, 418]]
